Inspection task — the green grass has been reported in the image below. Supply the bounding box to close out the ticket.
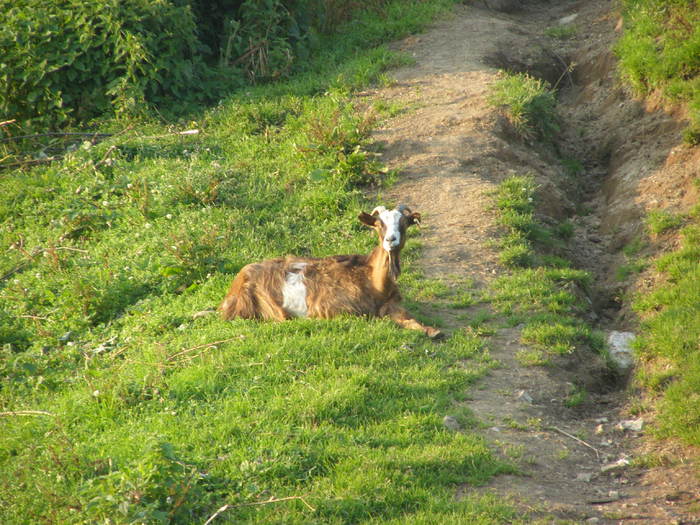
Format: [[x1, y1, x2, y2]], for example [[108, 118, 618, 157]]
[[0, 1, 528, 523], [488, 176, 604, 363], [633, 222, 700, 446], [544, 25, 576, 40], [615, 0, 700, 140], [646, 209, 684, 235], [488, 72, 559, 141]]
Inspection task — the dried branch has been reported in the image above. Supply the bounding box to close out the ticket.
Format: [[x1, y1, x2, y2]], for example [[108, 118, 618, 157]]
[[167, 337, 242, 361], [0, 132, 113, 144], [203, 496, 315, 525], [0, 410, 55, 417], [0, 156, 59, 170], [549, 426, 600, 459]]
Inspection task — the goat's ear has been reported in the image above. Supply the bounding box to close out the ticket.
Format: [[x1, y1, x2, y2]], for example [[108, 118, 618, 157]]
[[358, 212, 378, 227], [408, 212, 421, 226]]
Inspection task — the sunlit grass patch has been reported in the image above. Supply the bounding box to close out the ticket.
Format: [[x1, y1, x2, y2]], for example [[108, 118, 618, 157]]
[[545, 25, 577, 40], [488, 72, 559, 141], [633, 222, 700, 447], [615, 0, 700, 139], [488, 176, 603, 361], [646, 209, 684, 235]]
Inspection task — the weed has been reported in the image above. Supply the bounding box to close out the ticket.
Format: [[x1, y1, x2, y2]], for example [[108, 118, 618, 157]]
[[556, 448, 571, 460], [516, 348, 549, 367], [646, 209, 684, 235], [616, 259, 647, 281], [564, 386, 587, 408], [545, 26, 577, 39], [622, 236, 647, 257]]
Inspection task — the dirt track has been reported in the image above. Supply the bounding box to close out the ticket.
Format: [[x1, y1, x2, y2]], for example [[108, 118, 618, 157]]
[[365, 1, 700, 523]]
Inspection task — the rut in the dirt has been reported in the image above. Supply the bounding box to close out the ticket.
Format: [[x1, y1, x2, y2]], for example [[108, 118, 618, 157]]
[[366, 1, 700, 523]]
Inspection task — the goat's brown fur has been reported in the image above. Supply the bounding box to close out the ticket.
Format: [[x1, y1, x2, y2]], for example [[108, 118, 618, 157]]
[[219, 206, 442, 338]]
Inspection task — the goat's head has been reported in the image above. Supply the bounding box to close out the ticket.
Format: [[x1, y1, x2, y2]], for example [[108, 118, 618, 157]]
[[358, 205, 421, 277]]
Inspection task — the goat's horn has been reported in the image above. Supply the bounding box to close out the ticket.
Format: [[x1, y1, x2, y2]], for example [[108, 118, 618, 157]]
[[371, 206, 386, 216]]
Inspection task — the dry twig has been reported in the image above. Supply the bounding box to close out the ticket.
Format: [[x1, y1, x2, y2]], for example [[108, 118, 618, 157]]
[[0, 410, 55, 417], [203, 496, 315, 525], [549, 426, 600, 459], [167, 337, 242, 362], [0, 132, 113, 144]]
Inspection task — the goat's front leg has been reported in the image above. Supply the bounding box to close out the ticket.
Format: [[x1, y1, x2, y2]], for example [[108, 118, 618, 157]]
[[381, 303, 444, 339]]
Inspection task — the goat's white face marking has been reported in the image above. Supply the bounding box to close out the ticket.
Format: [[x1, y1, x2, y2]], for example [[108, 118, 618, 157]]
[[282, 264, 308, 318], [379, 209, 402, 252]]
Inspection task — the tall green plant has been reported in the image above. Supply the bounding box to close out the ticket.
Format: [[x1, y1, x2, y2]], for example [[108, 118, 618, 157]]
[[0, 0, 219, 129]]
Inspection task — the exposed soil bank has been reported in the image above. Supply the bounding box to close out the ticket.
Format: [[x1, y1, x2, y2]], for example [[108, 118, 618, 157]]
[[366, 0, 700, 522]]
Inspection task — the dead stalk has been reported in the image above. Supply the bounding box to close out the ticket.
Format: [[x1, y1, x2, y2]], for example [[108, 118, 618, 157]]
[[0, 410, 55, 417], [167, 337, 242, 361], [549, 426, 600, 459], [203, 496, 315, 525]]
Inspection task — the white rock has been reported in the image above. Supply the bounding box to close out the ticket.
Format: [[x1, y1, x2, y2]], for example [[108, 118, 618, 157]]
[[559, 13, 579, 25], [595, 417, 608, 423], [489, 426, 501, 432], [192, 309, 216, 320], [607, 331, 636, 371], [586, 518, 600, 524], [516, 390, 533, 403], [577, 472, 593, 482], [443, 416, 461, 431], [601, 457, 630, 473], [616, 418, 644, 432]]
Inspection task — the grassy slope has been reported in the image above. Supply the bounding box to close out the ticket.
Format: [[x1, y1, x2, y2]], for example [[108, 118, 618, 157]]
[[633, 209, 700, 447], [616, 1, 700, 449], [0, 2, 523, 523], [616, 0, 700, 140]]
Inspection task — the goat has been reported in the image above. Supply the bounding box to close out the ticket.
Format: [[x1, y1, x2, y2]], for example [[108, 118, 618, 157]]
[[219, 205, 443, 338]]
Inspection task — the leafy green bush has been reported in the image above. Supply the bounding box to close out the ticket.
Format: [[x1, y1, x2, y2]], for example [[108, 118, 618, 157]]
[[0, 0, 219, 128], [0, 0, 399, 130]]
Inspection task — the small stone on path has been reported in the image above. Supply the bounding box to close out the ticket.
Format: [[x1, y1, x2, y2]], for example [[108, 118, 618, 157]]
[[601, 457, 630, 473], [616, 418, 644, 432], [443, 415, 461, 431], [516, 390, 533, 403]]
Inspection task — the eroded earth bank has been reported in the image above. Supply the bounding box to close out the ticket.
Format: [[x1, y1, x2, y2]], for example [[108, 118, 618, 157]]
[[366, 0, 700, 522]]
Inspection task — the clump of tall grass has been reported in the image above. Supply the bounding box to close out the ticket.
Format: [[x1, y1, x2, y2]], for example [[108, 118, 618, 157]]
[[488, 72, 559, 141]]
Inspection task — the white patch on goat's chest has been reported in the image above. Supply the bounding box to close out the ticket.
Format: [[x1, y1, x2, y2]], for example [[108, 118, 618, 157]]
[[379, 209, 402, 252], [282, 263, 308, 318]]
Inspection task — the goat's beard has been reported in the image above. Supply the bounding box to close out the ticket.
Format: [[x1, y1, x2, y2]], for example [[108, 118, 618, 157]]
[[388, 251, 401, 280]]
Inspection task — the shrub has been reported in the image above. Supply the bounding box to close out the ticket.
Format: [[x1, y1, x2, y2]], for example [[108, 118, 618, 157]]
[[0, 0, 401, 131], [0, 0, 217, 128]]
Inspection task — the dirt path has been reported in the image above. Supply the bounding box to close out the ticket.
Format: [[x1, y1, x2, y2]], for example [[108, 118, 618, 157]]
[[365, 1, 700, 523]]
